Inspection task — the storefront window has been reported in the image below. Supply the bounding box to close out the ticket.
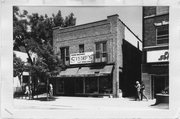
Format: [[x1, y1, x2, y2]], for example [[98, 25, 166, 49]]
[[152, 75, 169, 98], [85, 77, 98, 93], [99, 76, 112, 94], [56, 79, 64, 94], [75, 78, 83, 93]]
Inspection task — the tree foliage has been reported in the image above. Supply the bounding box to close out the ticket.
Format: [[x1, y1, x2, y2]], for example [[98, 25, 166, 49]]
[[13, 53, 25, 77], [13, 6, 76, 74], [13, 6, 76, 97]]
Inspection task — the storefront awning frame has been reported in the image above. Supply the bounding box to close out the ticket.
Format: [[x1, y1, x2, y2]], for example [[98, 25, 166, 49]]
[[56, 65, 113, 78]]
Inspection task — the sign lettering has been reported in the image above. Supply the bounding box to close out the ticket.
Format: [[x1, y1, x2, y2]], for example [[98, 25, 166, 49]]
[[70, 52, 94, 64], [158, 51, 169, 61], [147, 50, 169, 63]]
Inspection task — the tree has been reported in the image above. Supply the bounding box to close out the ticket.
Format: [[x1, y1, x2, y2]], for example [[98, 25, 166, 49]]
[[13, 6, 76, 99], [64, 13, 76, 27], [13, 53, 25, 78]]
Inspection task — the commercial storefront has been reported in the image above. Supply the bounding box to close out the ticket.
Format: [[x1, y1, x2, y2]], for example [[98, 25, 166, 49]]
[[142, 49, 169, 99], [142, 6, 169, 99], [53, 14, 142, 97], [53, 64, 113, 96]]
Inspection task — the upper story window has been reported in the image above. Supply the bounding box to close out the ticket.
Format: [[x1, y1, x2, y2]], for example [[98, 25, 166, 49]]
[[79, 44, 84, 53], [60, 47, 69, 65], [156, 25, 169, 45], [95, 41, 107, 62], [156, 6, 169, 15]]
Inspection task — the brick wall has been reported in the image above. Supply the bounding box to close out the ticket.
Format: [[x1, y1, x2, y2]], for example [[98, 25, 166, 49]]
[[53, 15, 123, 65], [143, 7, 156, 17], [143, 15, 169, 47]]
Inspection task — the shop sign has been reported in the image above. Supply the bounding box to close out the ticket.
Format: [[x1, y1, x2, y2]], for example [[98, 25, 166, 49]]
[[147, 50, 169, 63], [70, 52, 94, 64]]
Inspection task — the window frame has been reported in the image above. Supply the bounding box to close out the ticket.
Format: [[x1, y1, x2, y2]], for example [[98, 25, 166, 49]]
[[79, 44, 84, 53], [156, 25, 169, 45], [95, 41, 107, 62], [60, 46, 69, 64]]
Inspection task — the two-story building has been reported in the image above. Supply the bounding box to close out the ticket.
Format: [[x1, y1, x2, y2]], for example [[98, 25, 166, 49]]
[[142, 6, 169, 99], [52, 14, 142, 98]]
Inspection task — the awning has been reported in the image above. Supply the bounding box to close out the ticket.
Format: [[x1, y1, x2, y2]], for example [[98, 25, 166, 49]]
[[78, 65, 113, 76], [57, 65, 113, 77], [100, 65, 113, 75], [78, 67, 97, 76], [57, 68, 79, 77]]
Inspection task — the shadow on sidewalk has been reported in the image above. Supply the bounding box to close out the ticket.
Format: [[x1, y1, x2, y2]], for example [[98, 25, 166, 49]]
[[33, 96, 58, 101], [124, 97, 140, 101], [150, 103, 169, 109]]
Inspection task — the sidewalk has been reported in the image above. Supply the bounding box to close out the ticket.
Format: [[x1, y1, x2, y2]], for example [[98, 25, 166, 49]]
[[11, 95, 172, 119]]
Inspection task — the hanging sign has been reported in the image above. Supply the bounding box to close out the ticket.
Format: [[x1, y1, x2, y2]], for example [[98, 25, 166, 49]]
[[70, 52, 94, 64], [147, 50, 169, 63]]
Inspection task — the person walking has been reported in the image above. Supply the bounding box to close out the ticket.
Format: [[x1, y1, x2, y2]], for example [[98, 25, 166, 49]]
[[24, 85, 30, 99], [140, 81, 148, 101], [49, 83, 53, 98], [135, 81, 141, 101]]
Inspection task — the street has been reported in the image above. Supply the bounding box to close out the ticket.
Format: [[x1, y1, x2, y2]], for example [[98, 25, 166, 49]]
[[10, 95, 173, 119]]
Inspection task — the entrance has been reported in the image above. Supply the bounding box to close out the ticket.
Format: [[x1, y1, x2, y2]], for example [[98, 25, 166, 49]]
[[152, 75, 169, 98]]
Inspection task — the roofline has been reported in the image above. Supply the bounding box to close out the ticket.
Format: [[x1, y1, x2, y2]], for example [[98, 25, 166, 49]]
[[118, 19, 142, 43], [52, 19, 108, 30], [53, 14, 119, 30], [53, 14, 142, 43]]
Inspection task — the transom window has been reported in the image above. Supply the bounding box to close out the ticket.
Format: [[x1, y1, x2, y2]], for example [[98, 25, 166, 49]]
[[156, 25, 169, 45]]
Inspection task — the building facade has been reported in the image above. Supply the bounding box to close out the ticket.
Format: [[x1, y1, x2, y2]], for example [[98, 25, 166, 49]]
[[53, 14, 142, 98], [142, 6, 169, 99]]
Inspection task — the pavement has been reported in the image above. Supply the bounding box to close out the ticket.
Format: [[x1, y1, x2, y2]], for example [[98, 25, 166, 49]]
[[4, 94, 177, 119]]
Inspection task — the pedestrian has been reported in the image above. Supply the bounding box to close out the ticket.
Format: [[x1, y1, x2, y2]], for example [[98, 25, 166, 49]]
[[140, 81, 148, 101], [135, 81, 141, 101], [24, 85, 30, 99], [49, 83, 53, 98]]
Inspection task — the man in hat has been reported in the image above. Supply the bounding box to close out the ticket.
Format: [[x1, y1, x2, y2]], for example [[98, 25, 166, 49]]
[[135, 81, 141, 101]]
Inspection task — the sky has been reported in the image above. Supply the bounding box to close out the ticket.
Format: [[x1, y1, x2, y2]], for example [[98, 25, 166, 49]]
[[19, 6, 142, 40]]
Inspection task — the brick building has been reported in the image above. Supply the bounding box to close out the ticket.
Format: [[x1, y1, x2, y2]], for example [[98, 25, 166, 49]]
[[142, 6, 169, 99], [52, 14, 142, 98]]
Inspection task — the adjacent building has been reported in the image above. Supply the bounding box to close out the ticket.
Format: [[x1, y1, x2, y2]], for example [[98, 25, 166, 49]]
[[52, 14, 142, 98], [142, 6, 169, 99], [13, 50, 39, 95]]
